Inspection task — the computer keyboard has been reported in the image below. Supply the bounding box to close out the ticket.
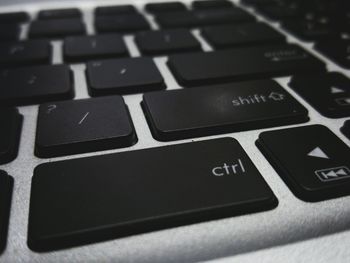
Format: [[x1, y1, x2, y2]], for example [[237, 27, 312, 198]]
[[0, 0, 350, 262]]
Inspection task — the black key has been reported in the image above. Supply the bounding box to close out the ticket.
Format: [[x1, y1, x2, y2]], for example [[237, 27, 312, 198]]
[[0, 24, 20, 41], [35, 96, 137, 158], [256, 5, 302, 21], [95, 14, 150, 34], [192, 0, 234, 10], [0, 170, 13, 253], [167, 44, 325, 87], [181, 8, 255, 27], [257, 125, 350, 202], [145, 2, 187, 13], [0, 108, 22, 164], [282, 20, 338, 42], [86, 58, 165, 96], [289, 72, 350, 118], [155, 9, 254, 28], [201, 23, 285, 49], [315, 40, 350, 69], [29, 18, 86, 39], [135, 29, 201, 55], [0, 65, 74, 106], [64, 34, 128, 62], [155, 11, 196, 28], [28, 138, 277, 251], [142, 80, 308, 141], [95, 5, 138, 16], [37, 8, 82, 20], [0, 40, 51, 68], [0, 12, 29, 23], [341, 120, 350, 140]]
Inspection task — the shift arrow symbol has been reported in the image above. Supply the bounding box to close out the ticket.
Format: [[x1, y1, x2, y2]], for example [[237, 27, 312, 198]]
[[307, 147, 329, 159]]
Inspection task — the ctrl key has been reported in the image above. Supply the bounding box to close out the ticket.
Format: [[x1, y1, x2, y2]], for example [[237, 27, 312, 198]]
[[0, 171, 13, 253], [28, 138, 277, 251], [257, 125, 350, 202]]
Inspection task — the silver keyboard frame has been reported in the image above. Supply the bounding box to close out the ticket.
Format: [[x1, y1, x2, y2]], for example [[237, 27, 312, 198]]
[[0, 0, 350, 262]]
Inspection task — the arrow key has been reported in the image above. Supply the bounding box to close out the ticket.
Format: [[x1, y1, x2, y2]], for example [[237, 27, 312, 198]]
[[257, 125, 350, 202], [289, 72, 350, 118]]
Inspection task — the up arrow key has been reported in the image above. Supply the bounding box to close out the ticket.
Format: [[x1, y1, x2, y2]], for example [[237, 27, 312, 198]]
[[307, 147, 329, 159]]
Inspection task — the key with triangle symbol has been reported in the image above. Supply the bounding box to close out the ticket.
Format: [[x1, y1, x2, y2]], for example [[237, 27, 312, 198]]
[[307, 147, 329, 159], [289, 72, 350, 118], [256, 125, 350, 202]]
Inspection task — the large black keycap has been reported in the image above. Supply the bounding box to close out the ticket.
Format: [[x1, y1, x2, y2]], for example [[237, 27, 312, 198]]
[[135, 29, 201, 55], [341, 120, 350, 140], [0, 170, 13, 253], [289, 72, 350, 118], [0, 65, 74, 106], [28, 138, 277, 251], [0, 40, 51, 68], [63, 34, 128, 62], [155, 8, 254, 28], [145, 2, 187, 13], [95, 14, 150, 34], [201, 23, 285, 49], [257, 125, 350, 202], [142, 80, 308, 141], [315, 40, 350, 69], [0, 12, 29, 23], [0, 24, 20, 41], [95, 5, 138, 16], [0, 108, 22, 164], [37, 8, 82, 20], [35, 96, 137, 158], [167, 44, 325, 87], [86, 58, 165, 96], [29, 18, 86, 39]]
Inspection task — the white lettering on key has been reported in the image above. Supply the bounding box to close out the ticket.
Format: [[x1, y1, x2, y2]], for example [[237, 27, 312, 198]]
[[92, 62, 102, 67], [78, 112, 90, 125], [27, 75, 37, 85], [232, 92, 286, 106], [91, 40, 97, 48], [164, 34, 171, 43], [212, 159, 246, 177], [264, 49, 308, 62], [47, 104, 57, 114], [120, 68, 127, 75], [268, 92, 285, 101], [232, 94, 267, 106], [10, 45, 24, 55]]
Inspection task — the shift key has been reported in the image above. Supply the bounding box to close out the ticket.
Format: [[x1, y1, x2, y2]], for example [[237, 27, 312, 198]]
[[142, 80, 309, 141], [28, 138, 277, 251], [168, 44, 325, 87]]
